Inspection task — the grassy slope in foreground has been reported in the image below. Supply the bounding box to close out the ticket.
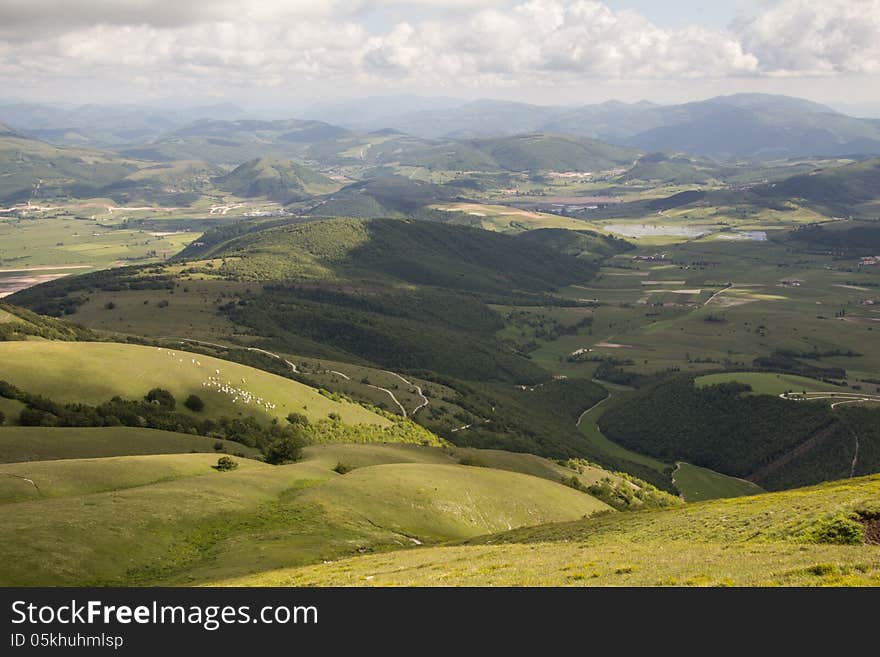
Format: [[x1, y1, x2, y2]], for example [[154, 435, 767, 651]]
[[0, 444, 611, 585], [0, 341, 388, 427], [219, 474, 880, 587], [0, 426, 260, 463]]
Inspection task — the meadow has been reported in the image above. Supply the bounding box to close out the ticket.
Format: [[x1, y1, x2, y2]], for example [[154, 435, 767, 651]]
[[0, 341, 388, 427], [216, 473, 880, 587], [0, 443, 612, 585]]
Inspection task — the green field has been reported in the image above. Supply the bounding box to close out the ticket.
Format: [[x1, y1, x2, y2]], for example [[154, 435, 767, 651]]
[[672, 462, 764, 502], [0, 215, 200, 269], [0, 341, 388, 427], [0, 426, 261, 463], [695, 372, 831, 395], [217, 473, 880, 587], [0, 452, 269, 503], [0, 443, 611, 585]]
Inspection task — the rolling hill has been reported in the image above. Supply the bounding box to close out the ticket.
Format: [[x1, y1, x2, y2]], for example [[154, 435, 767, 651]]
[[221, 472, 880, 586], [215, 157, 340, 202], [119, 118, 350, 165], [756, 158, 880, 214], [0, 442, 618, 585], [0, 128, 137, 203], [0, 340, 388, 428]]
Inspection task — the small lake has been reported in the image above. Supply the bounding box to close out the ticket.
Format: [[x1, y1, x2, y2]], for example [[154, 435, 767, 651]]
[[716, 231, 768, 242], [603, 224, 711, 238]]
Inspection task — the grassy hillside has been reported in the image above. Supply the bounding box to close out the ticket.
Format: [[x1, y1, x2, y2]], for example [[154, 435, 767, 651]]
[[0, 341, 387, 427], [464, 134, 637, 172], [307, 176, 461, 218], [215, 157, 340, 202], [191, 217, 598, 293], [0, 302, 94, 342], [0, 130, 136, 202], [515, 228, 634, 261], [0, 426, 261, 463], [672, 462, 764, 502], [120, 118, 348, 165], [758, 159, 880, 215], [0, 443, 612, 585], [0, 452, 269, 503], [219, 473, 880, 586]]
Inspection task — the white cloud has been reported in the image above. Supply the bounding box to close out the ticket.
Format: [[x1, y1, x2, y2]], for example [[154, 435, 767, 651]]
[[734, 0, 880, 75], [0, 0, 877, 102]]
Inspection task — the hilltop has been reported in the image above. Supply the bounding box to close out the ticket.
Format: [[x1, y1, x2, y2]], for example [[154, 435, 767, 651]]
[[215, 157, 340, 202]]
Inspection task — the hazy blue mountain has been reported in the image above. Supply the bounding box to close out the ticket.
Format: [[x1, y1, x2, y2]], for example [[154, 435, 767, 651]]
[[306, 93, 880, 160], [0, 102, 251, 148]]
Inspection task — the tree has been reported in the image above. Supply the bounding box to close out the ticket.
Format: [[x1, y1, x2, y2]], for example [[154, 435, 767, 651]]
[[19, 408, 54, 426], [286, 412, 309, 427], [184, 394, 205, 412], [145, 388, 175, 409], [214, 456, 238, 472], [264, 430, 308, 465]]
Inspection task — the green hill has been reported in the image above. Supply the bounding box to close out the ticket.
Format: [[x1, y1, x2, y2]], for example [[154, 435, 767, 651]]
[[307, 175, 461, 218], [215, 157, 340, 202], [757, 158, 880, 214], [0, 341, 388, 428], [0, 443, 613, 585], [0, 452, 269, 503], [120, 118, 349, 165], [0, 302, 94, 342], [177, 218, 596, 382], [218, 472, 880, 587], [514, 228, 634, 261], [0, 426, 261, 463], [620, 152, 723, 184], [466, 134, 638, 172], [0, 129, 136, 203]]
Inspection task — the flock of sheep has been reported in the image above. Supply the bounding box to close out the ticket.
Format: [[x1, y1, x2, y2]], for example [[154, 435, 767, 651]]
[[157, 347, 278, 411]]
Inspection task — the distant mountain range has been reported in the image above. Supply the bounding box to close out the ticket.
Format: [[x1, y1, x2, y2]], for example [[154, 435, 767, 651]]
[[300, 93, 880, 161], [3, 93, 880, 161], [0, 102, 250, 148]]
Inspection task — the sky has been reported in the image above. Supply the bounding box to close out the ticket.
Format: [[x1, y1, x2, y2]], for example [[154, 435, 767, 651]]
[[2, 0, 880, 115]]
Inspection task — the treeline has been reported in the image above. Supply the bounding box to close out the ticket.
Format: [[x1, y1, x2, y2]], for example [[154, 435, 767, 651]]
[[0, 303, 94, 341], [753, 350, 847, 381], [599, 374, 880, 490], [0, 380, 439, 461]]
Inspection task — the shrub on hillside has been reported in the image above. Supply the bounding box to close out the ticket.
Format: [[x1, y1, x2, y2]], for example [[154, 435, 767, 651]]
[[214, 456, 238, 472], [286, 412, 309, 426], [264, 430, 308, 465], [184, 394, 205, 412], [806, 514, 865, 545], [145, 388, 176, 409]]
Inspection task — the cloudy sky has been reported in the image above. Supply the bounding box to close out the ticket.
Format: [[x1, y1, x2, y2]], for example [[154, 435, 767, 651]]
[[2, 0, 880, 114]]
